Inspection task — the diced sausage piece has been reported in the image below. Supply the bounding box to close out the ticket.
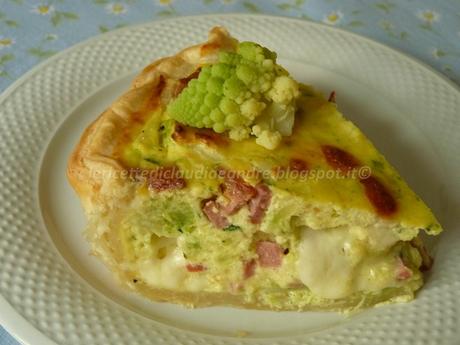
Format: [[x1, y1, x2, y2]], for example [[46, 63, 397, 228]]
[[220, 173, 257, 215], [256, 241, 283, 268], [129, 166, 186, 192], [186, 263, 206, 272], [202, 199, 230, 229], [249, 184, 272, 224], [243, 259, 257, 279], [395, 257, 412, 281], [148, 166, 186, 192]]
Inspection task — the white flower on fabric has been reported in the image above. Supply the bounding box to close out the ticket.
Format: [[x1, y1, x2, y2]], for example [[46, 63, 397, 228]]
[[157, 0, 173, 5], [31, 4, 55, 16], [105, 3, 128, 15], [0, 37, 15, 49], [416, 10, 440, 24], [322, 10, 343, 25]]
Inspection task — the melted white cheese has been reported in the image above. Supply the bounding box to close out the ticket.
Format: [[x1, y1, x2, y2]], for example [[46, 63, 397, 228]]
[[298, 225, 400, 299], [137, 239, 207, 292]]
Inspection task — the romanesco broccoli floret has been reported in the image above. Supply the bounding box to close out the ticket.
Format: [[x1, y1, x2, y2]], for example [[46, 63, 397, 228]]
[[167, 41, 300, 149]]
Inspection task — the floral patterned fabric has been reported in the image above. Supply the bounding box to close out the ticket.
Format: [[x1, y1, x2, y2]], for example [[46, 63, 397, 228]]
[[0, 0, 459, 342], [1, 0, 459, 93]]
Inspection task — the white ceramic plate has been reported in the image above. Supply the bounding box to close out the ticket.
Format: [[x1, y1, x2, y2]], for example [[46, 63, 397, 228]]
[[0, 14, 459, 345]]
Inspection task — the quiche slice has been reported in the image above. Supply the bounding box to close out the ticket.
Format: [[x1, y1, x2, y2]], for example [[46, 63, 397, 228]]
[[68, 27, 442, 311]]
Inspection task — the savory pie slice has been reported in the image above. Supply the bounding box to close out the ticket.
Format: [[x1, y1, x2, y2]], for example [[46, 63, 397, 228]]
[[68, 27, 442, 312]]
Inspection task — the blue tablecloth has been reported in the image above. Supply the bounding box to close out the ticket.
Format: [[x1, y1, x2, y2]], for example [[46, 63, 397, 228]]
[[1, 0, 459, 343]]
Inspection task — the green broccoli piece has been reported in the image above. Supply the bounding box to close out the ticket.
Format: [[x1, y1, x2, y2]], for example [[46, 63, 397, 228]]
[[167, 41, 300, 149]]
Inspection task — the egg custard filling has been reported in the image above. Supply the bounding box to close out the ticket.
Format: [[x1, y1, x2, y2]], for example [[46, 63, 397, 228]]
[[68, 27, 441, 311]]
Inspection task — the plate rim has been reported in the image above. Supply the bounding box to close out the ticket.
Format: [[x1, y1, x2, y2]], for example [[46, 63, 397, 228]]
[[0, 13, 459, 345]]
